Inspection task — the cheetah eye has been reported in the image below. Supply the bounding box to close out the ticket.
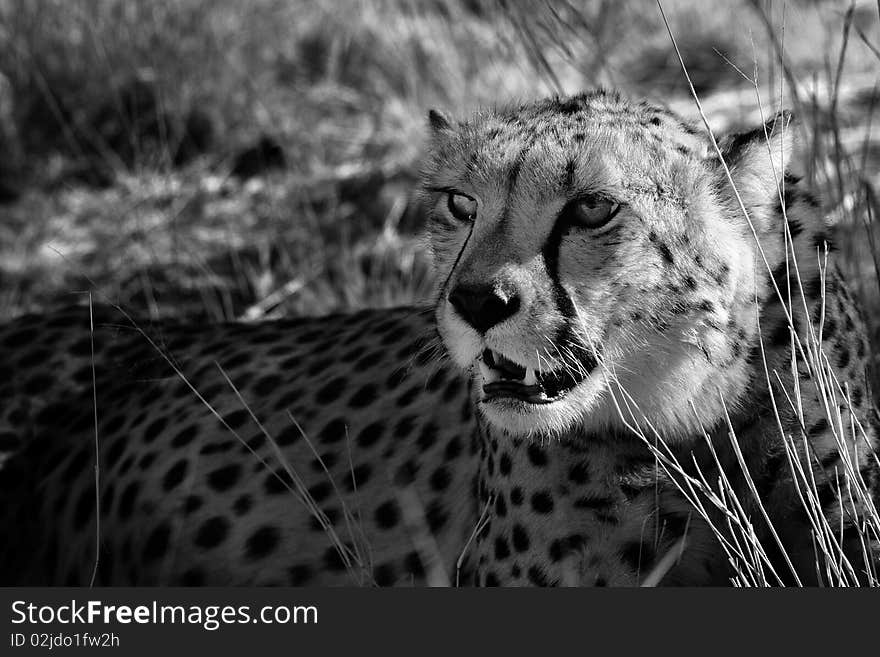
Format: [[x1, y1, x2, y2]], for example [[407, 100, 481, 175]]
[[561, 196, 621, 229], [447, 192, 478, 222]]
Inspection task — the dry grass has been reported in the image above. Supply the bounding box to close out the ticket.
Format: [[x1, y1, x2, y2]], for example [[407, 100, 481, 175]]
[[4, 0, 873, 325], [641, 0, 879, 586]]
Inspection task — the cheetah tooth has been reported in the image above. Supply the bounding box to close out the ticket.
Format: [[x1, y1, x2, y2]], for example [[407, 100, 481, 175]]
[[524, 368, 537, 386], [479, 359, 499, 384]]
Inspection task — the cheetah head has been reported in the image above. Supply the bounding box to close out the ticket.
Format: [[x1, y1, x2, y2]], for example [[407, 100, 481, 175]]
[[423, 91, 795, 439]]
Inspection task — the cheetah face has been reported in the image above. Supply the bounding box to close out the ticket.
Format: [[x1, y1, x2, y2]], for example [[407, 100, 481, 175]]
[[422, 93, 791, 438]]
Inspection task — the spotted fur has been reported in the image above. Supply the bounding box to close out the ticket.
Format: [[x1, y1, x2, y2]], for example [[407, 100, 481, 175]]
[[1, 91, 877, 586], [426, 91, 878, 585]]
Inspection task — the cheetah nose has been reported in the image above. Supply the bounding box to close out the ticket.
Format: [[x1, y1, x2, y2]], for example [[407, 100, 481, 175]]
[[448, 283, 521, 333]]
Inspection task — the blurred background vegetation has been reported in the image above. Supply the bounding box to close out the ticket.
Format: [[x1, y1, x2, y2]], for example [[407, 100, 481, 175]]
[[0, 0, 876, 362]]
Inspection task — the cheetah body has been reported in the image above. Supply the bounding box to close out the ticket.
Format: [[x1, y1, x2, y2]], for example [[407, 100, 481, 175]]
[[0, 306, 479, 586]]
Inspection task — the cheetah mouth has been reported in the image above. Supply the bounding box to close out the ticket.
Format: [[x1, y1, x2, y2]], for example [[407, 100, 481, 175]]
[[478, 348, 597, 404]]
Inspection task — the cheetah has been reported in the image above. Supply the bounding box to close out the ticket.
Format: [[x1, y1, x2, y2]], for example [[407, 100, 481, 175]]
[[1, 91, 877, 586]]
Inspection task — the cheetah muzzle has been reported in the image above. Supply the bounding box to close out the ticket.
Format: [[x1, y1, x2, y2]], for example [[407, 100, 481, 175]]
[[479, 347, 597, 405]]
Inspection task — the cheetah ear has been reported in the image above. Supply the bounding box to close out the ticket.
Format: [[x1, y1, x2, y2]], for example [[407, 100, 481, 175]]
[[717, 110, 794, 212], [428, 108, 454, 134]]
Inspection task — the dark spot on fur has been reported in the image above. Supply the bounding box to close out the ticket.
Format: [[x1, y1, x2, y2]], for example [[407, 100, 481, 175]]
[[319, 417, 348, 444], [264, 469, 293, 495], [323, 547, 348, 572], [430, 466, 451, 492], [510, 487, 524, 506], [386, 367, 408, 390], [445, 436, 463, 461], [499, 452, 512, 476], [394, 415, 417, 439], [171, 425, 198, 448], [73, 486, 94, 530], [396, 385, 421, 407], [245, 526, 280, 560], [374, 562, 397, 586], [394, 459, 419, 486], [354, 350, 383, 371], [527, 442, 547, 466], [288, 564, 313, 585], [648, 231, 675, 265], [233, 495, 252, 515], [306, 481, 332, 504], [180, 568, 204, 586], [195, 516, 230, 549], [417, 422, 439, 449], [531, 491, 554, 514], [162, 459, 189, 492], [254, 375, 281, 397], [349, 384, 378, 408], [426, 368, 447, 392], [183, 495, 202, 515], [808, 418, 829, 436], [527, 565, 552, 586], [621, 541, 653, 572], [442, 377, 463, 402], [426, 499, 448, 532], [142, 418, 167, 444], [200, 440, 236, 455], [118, 481, 141, 520], [344, 463, 372, 492], [207, 463, 242, 492], [356, 421, 384, 448], [404, 552, 424, 579], [494, 536, 511, 560], [568, 461, 590, 484], [375, 500, 400, 530], [309, 508, 341, 532], [273, 423, 302, 447], [573, 495, 615, 512], [512, 524, 530, 553], [142, 523, 171, 562], [315, 376, 347, 404], [220, 409, 250, 431]]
